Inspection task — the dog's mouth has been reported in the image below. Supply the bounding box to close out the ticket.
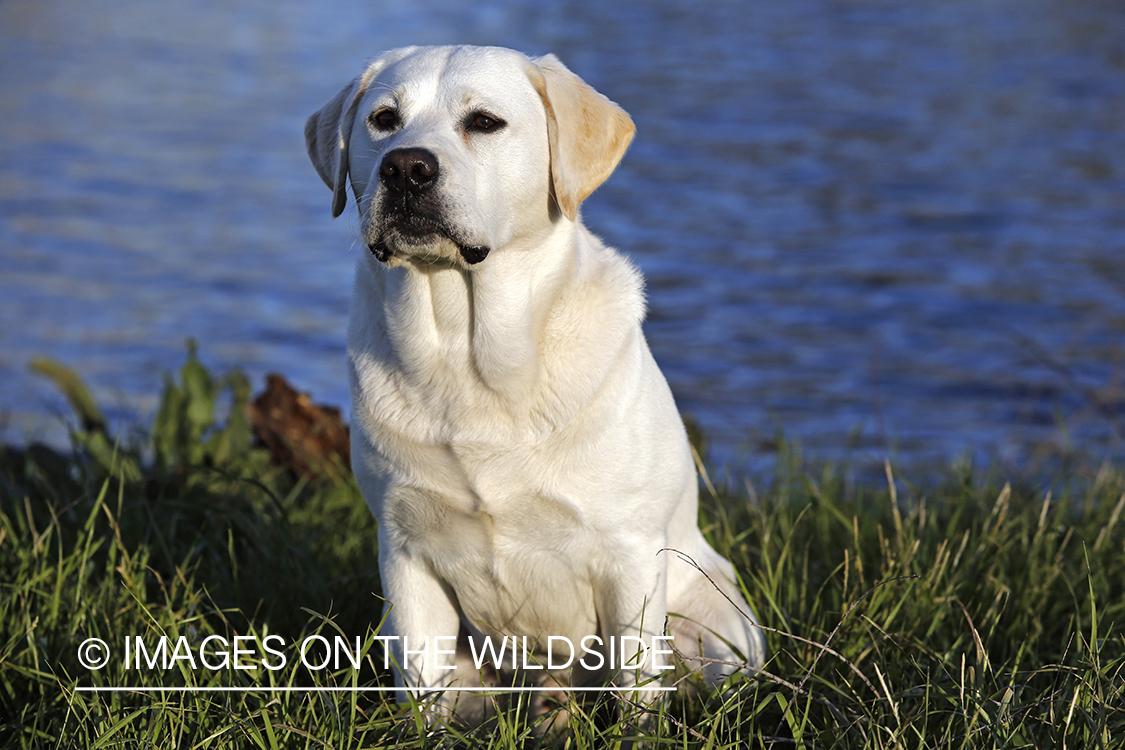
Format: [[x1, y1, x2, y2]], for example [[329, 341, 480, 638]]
[[367, 210, 490, 267]]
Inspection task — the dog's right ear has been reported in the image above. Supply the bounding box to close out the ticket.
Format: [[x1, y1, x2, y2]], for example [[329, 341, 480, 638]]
[[306, 50, 415, 218], [305, 76, 366, 218]]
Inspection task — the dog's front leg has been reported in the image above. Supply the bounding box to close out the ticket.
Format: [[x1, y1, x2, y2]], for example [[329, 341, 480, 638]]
[[597, 550, 673, 707], [377, 524, 463, 715]]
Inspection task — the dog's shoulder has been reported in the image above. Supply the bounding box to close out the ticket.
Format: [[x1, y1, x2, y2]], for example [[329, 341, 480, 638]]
[[546, 228, 645, 347], [532, 229, 652, 417]]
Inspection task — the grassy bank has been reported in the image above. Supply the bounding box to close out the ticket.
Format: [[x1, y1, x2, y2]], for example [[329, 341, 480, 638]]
[[2, 350, 1123, 748]]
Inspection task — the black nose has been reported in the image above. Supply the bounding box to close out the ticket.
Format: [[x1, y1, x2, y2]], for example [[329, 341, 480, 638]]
[[379, 148, 439, 194]]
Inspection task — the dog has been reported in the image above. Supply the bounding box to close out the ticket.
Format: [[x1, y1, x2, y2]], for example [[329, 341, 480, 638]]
[[305, 45, 765, 723]]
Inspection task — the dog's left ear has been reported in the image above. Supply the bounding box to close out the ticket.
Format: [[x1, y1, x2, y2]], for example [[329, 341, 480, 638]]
[[527, 55, 636, 222]]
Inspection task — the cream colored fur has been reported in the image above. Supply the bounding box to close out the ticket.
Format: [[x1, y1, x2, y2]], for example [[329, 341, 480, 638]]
[[305, 45, 765, 723]]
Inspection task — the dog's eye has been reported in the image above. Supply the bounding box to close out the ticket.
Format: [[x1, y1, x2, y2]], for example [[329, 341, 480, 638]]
[[369, 109, 399, 131], [466, 112, 505, 133]]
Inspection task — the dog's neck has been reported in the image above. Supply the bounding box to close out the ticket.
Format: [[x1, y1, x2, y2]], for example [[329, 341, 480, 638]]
[[358, 221, 585, 404]]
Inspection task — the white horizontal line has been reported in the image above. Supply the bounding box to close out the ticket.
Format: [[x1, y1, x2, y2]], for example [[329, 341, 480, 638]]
[[75, 686, 677, 693]]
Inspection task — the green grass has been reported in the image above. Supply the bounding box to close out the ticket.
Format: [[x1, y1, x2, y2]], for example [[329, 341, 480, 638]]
[[2, 348, 1123, 748]]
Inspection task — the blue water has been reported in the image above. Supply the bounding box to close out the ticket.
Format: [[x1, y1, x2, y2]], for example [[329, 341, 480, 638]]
[[2, 0, 1123, 477]]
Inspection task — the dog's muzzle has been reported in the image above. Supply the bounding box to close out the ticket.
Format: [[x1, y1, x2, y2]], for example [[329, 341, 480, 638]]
[[368, 148, 491, 265]]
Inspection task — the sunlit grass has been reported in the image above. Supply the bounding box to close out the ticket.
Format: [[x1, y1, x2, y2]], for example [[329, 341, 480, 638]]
[[2, 349, 1122, 748]]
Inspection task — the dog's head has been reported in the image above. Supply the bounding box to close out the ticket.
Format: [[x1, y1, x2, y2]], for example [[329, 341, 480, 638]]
[[305, 46, 635, 268]]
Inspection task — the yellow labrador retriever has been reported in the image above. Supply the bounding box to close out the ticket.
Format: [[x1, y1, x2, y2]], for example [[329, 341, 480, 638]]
[[305, 45, 765, 721]]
